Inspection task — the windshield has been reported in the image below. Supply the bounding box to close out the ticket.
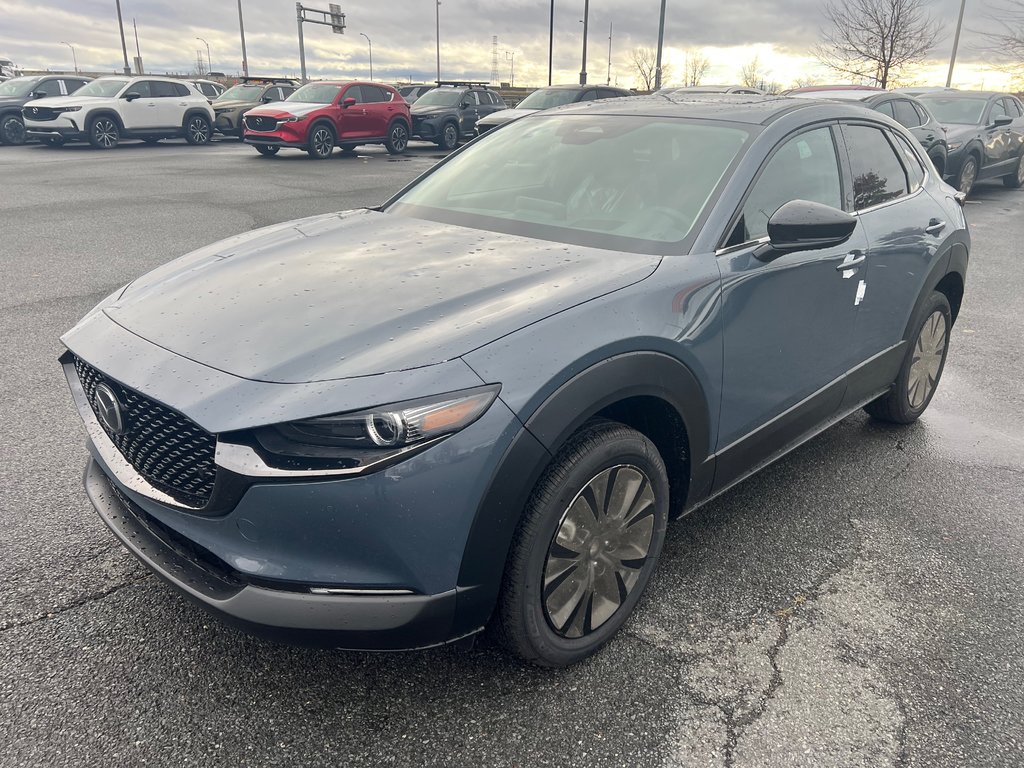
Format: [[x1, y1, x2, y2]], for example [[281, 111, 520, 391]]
[[75, 79, 130, 98], [0, 76, 39, 97], [287, 83, 342, 104], [918, 96, 988, 125], [217, 83, 266, 101], [414, 89, 464, 107], [389, 114, 749, 254], [517, 88, 582, 110]]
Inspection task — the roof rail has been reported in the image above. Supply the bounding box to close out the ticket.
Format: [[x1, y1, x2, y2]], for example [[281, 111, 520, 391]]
[[241, 76, 299, 84], [435, 80, 489, 87]]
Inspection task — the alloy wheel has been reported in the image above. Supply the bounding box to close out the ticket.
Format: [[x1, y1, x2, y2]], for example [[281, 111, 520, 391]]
[[959, 158, 977, 195], [1018, 156, 1024, 185], [542, 465, 656, 639], [443, 123, 458, 150], [1, 116, 25, 145], [188, 117, 210, 144], [93, 119, 118, 148], [907, 310, 947, 410], [312, 127, 333, 157], [390, 123, 408, 153]]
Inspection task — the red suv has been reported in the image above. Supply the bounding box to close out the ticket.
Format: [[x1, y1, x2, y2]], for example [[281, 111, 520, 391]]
[[243, 80, 411, 159]]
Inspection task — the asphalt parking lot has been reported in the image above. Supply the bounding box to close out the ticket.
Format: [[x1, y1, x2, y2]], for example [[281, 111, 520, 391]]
[[1, 136, 1022, 768]]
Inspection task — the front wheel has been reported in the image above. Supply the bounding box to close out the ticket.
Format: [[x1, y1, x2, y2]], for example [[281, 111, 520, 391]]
[[384, 121, 409, 154], [254, 144, 279, 156], [0, 114, 26, 145], [1003, 152, 1024, 189], [184, 115, 212, 145], [306, 123, 335, 159], [865, 291, 952, 424], [88, 116, 120, 149], [956, 154, 978, 197], [437, 121, 459, 151], [494, 419, 669, 667]]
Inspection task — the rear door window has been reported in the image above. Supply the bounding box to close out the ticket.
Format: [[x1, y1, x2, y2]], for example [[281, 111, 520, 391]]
[[893, 99, 922, 128], [891, 132, 926, 190], [843, 124, 910, 210], [151, 81, 179, 98], [875, 100, 895, 119], [360, 85, 390, 103]]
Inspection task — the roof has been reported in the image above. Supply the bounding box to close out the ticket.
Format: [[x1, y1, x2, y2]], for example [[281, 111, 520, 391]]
[[915, 90, 1007, 99], [553, 93, 838, 126]]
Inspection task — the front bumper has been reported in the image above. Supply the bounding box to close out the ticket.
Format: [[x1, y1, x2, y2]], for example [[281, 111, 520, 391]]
[[411, 118, 440, 140], [25, 119, 86, 142], [84, 460, 463, 649], [214, 113, 239, 134]]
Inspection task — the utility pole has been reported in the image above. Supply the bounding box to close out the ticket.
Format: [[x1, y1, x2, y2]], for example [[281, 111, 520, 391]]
[[238, 0, 249, 77], [946, 0, 966, 88], [607, 21, 612, 86], [579, 0, 589, 85], [654, 0, 667, 90], [295, 3, 346, 83], [360, 32, 373, 80], [435, 0, 441, 83], [60, 42, 78, 74], [115, 0, 131, 75], [197, 37, 212, 74], [547, 0, 554, 86]]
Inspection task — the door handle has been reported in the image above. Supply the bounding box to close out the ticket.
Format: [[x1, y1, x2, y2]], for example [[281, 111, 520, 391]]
[[836, 253, 866, 275], [925, 219, 946, 236]]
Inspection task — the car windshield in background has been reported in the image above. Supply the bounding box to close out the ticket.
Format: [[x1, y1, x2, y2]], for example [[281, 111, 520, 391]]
[[390, 114, 749, 254], [414, 89, 464, 107], [287, 84, 342, 104], [74, 79, 130, 98], [217, 84, 266, 101], [918, 97, 988, 125], [0, 76, 39, 97], [516, 89, 582, 110]]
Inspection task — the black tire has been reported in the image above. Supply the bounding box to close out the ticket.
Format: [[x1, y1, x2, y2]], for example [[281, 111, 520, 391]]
[[0, 114, 26, 145], [142, 137, 160, 144], [184, 114, 212, 145], [1003, 152, 1024, 189], [437, 121, 459, 151], [88, 116, 120, 149], [494, 419, 669, 668], [955, 154, 978, 197], [43, 136, 64, 147], [254, 144, 279, 156], [384, 120, 409, 155], [306, 122, 335, 159], [865, 291, 952, 424]]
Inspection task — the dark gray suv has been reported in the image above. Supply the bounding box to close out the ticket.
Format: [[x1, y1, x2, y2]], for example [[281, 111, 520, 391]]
[[62, 96, 968, 667], [410, 81, 506, 149]]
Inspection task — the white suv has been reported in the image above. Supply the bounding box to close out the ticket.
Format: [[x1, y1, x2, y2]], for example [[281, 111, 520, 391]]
[[23, 75, 215, 149]]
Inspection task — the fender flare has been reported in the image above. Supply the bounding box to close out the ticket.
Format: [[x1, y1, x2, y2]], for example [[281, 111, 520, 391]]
[[903, 240, 968, 342], [180, 108, 212, 128], [450, 351, 713, 637], [83, 109, 125, 133]]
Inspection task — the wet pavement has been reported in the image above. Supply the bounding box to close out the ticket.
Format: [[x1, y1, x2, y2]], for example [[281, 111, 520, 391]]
[[0, 139, 1021, 767]]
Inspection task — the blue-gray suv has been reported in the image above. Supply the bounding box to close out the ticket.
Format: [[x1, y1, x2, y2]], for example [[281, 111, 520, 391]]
[[62, 95, 969, 667]]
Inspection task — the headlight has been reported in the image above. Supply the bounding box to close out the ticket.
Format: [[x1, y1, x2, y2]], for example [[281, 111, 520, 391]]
[[947, 141, 963, 151], [282, 115, 307, 123], [56, 106, 81, 113], [214, 108, 232, 115], [248, 385, 500, 470]]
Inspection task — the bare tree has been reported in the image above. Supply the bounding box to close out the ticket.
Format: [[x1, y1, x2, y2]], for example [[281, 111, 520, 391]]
[[683, 51, 710, 87], [631, 47, 657, 91], [814, 0, 942, 88], [980, 1, 1024, 77], [740, 55, 763, 89]]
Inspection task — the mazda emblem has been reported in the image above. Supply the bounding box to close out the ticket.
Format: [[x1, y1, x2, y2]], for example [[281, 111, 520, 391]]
[[93, 383, 125, 435]]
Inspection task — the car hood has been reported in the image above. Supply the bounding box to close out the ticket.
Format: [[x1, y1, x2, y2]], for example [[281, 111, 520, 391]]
[[942, 123, 981, 143], [103, 210, 661, 384], [0, 96, 27, 107], [213, 98, 257, 110], [479, 108, 538, 125], [411, 104, 455, 118], [247, 100, 324, 118]]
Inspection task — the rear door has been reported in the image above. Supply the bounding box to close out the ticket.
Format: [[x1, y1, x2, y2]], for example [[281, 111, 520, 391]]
[[715, 124, 869, 484], [151, 81, 188, 127], [1000, 97, 1024, 170]]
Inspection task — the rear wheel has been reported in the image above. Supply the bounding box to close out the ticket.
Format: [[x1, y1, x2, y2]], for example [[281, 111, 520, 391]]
[[184, 114, 212, 145], [88, 116, 119, 149], [1, 114, 26, 145], [306, 123, 335, 159], [865, 291, 951, 424], [1003, 152, 1024, 189], [494, 419, 669, 667], [956, 154, 978, 197], [254, 144, 279, 156], [384, 120, 409, 154]]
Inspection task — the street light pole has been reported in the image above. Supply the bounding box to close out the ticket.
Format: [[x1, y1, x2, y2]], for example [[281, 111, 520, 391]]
[[579, 0, 589, 85], [237, 0, 249, 77], [654, 0, 667, 90], [607, 21, 612, 86], [60, 41, 78, 74], [196, 37, 212, 75], [435, 1, 441, 83], [946, 0, 966, 88], [547, 0, 554, 86], [114, 0, 131, 75], [360, 32, 373, 80]]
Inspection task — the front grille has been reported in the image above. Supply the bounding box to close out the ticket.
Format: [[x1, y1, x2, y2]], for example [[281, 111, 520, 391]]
[[23, 106, 58, 121], [244, 115, 278, 132], [74, 357, 217, 507]]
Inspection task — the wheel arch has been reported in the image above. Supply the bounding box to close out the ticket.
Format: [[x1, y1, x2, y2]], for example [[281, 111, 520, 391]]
[[181, 107, 212, 127], [84, 108, 125, 132], [451, 351, 712, 638], [904, 241, 968, 341]]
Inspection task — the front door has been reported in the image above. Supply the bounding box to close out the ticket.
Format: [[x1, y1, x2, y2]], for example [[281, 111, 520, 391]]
[[120, 80, 161, 129], [715, 125, 868, 486], [336, 85, 374, 140]]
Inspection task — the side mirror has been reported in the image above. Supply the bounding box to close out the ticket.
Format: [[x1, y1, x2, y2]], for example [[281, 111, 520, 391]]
[[991, 115, 1013, 128], [754, 200, 857, 262], [342, 97, 357, 108], [262, 94, 274, 102], [30, 90, 46, 99], [123, 91, 141, 102], [460, 101, 470, 109]]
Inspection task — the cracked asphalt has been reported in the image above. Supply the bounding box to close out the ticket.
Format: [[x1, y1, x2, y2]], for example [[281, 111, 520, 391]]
[[1, 137, 1022, 768]]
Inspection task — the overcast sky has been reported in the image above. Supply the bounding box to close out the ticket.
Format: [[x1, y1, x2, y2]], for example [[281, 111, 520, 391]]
[[0, 0, 1017, 89]]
